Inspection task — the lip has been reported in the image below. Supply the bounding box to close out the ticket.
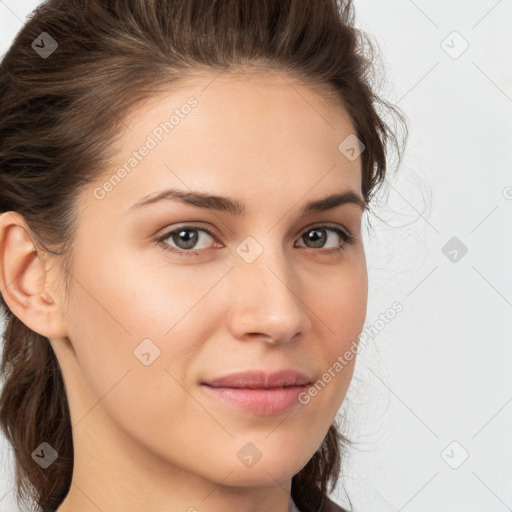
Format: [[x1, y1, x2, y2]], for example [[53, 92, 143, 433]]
[[201, 369, 313, 389], [200, 369, 313, 415], [201, 384, 310, 415]]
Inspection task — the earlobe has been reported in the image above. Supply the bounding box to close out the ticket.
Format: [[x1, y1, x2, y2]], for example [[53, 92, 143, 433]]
[[0, 211, 67, 338], [41, 290, 55, 305]]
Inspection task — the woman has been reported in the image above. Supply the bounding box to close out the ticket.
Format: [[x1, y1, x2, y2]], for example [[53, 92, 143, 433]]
[[0, 1, 406, 511]]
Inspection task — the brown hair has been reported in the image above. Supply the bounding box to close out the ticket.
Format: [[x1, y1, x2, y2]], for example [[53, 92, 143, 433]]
[[0, 1, 406, 511]]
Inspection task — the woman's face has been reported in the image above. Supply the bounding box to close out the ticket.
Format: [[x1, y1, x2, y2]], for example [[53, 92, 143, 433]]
[[46, 71, 368, 508]]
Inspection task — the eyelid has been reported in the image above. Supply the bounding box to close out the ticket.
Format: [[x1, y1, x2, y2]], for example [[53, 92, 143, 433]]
[[156, 221, 352, 242], [155, 221, 355, 257], [155, 222, 219, 242], [300, 221, 352, 237]]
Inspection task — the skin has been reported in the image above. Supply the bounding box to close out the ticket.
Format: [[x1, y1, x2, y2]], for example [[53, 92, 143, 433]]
[[0, 70, 368, 512]]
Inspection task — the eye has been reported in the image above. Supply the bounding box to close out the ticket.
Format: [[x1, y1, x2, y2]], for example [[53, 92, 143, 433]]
[[295, 224, 355, 255], [156, 225, 218, 254], [155, 223, 355, 257]]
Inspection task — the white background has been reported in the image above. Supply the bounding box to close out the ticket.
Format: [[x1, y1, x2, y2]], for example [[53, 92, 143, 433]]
[[1, 1, 511, 511]]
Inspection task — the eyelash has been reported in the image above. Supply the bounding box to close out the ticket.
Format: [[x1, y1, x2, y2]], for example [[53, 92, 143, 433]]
[[155, 223, 355, 258]]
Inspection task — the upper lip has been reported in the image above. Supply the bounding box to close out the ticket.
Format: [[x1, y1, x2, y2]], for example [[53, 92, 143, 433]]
[[201, 369, 313, 389]]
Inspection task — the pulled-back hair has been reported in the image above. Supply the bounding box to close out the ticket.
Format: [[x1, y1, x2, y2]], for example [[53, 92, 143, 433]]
[[0, 1, 406, 510]]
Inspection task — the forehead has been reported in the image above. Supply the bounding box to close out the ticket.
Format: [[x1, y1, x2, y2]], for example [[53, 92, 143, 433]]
[[84, 70, 362, 217]]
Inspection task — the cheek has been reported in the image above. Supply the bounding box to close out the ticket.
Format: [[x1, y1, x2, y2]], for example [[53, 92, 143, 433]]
[[312, 255, 368, 343], [310, 259, 367, 401], [292, 255, 368, 407], [64, 249, 227, 391], [63, 255, 208, 448]]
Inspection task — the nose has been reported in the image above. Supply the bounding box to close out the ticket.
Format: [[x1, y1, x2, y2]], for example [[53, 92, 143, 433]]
[[226, 248, 311, 345]]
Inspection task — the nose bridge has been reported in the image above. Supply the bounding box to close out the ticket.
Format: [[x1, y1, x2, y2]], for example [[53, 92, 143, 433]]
[[227, 236, 310, 342]]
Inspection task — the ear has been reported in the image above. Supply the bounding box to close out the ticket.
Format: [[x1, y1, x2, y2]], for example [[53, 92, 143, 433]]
[[0, 211, 68, 339]]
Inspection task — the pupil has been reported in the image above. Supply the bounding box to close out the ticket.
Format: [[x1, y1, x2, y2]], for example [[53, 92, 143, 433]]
[[171, 228, 329, 251], [175, 229, 198, 249], [307, 229, 325, 248]]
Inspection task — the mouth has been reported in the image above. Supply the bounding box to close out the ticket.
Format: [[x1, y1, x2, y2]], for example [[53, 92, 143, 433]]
[[199, 369, 313, 415], [201, 369, 313, 389], [200, 383, 311, 415], [201, 383, 306, 389]]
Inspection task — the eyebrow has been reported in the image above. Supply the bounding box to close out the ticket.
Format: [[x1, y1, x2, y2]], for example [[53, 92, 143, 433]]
[[128, 187, 367, 216]]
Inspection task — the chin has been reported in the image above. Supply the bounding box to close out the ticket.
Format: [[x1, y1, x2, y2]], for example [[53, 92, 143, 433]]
[[220, 464, 299, 488]]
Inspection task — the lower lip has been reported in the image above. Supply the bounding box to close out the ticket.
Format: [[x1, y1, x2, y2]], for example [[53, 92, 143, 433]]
[[201, 384, 310, 415]]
